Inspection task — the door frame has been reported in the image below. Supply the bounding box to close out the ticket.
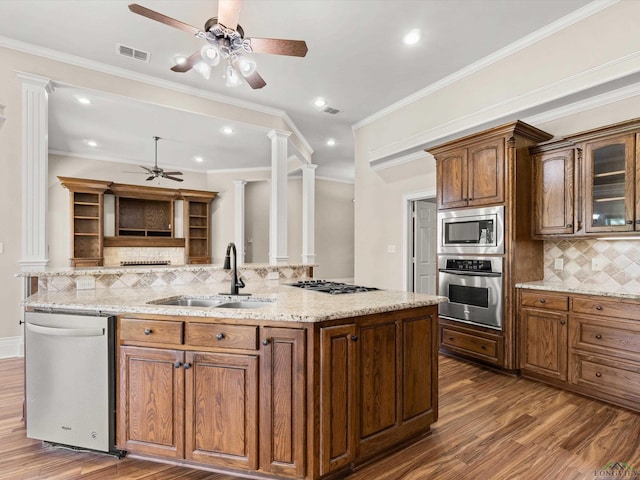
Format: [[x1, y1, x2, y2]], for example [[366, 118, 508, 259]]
[[402, 189, 436, 292]]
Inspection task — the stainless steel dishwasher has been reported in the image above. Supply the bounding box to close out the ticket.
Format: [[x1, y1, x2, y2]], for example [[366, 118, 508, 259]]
[[25, 310, 119, 454]]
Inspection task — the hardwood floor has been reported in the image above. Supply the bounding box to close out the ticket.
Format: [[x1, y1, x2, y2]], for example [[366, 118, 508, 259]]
[[2, 355, 639, 479]]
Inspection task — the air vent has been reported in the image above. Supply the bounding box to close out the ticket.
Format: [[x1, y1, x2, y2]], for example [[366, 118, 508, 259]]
[[117, 43, 150, 63], [322, 106, 340, 115]]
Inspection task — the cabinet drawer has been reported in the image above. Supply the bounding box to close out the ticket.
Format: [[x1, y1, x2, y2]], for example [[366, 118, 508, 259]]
[[520, 291, 569, 311], [570, 353, 640, 402], [120, 318, 183, 344], [441, 327, 499, 362], [572, 297, 640, 321], [186, 323, 258, 350], [571, 315, 640, 362]]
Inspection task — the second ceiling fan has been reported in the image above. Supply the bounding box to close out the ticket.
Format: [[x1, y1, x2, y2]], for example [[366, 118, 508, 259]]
[[128, 0, 309, 89]]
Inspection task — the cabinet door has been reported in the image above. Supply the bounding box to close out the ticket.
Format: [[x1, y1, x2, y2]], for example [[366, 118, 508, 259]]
[[184, 351, 258, 470], [118, 346, 184, 458], [437, 148, 468, 209], [520, 309, 568, 381], [584, 134, 635, 233], [533, 149, 575, 235], [319, 324, 357, 476], [260, 327, 306, 478], [467, 138, 505, 207]]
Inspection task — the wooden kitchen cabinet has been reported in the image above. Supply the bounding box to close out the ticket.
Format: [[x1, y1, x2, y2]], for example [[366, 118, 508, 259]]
[[531, 146, 576, 236], [436, 138, 505, 209], [181, 190, 217, 264], [518, 288, 640, 412]]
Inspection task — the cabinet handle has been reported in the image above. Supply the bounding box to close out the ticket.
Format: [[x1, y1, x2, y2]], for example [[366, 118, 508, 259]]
[[351, 335, 358, 342], [174, 361, 182, 368], [216, 333, 224, 340], [636, 220, 640, 225], [627, 220, 633, 225], [559, 320, 566, 325], [448, 336, 454, 341], [481, 345, 486, 350], [595, 372, 602, 378], [539, 298, 546, 304], [262, 339, 270, 346], [144, 328, 152, 335], [183, 362, 192, 370], [566, 224, 573, 228], [595, 305, 603, 311], [595, 334, 602, 339]]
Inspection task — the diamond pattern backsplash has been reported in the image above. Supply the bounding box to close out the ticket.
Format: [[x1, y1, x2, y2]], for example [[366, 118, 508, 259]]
[[544, 239, 640, 289]]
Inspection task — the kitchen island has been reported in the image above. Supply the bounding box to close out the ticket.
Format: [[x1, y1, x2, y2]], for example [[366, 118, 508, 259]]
[[23, 277, 446, 480]]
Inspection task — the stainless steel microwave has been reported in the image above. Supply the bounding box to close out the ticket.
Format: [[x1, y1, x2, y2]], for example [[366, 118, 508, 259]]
[[437, 206, 504, 255]]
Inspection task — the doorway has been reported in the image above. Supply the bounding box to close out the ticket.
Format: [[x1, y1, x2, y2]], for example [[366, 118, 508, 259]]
[[403, 190, 437, 293]]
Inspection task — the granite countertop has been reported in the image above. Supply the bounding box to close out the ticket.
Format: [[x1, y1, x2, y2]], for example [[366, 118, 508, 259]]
[[516, 280, 640, 301], [23, 282, 447, 323]]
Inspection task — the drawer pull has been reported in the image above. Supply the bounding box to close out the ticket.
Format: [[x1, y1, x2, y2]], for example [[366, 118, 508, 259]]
[[566, 224, 572, 228], [174, 361, 182, 369], [539, 298, 546, 304], [448, 336, 455, 341], [595, 334, 602, 339], [595, 305, 603, 311], [351, 335, 358, 342], [559, 320, 566, 325], [595, 372, 602, 378], [183, 362, 192, 370], [144, 328, 152, 335], [216, 333, 225, 341], [262, 339, 270, 346], [481, 345, 486, 350]]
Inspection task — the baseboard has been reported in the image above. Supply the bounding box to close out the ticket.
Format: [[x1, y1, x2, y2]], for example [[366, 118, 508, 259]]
[[0, 336, 24, 358]]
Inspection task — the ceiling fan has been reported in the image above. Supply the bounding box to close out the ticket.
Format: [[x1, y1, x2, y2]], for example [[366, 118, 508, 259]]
[[135, 136, 184, 182], [128, 0, 309, 89]]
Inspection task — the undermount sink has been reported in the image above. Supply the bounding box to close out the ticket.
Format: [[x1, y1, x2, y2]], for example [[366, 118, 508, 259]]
[[148, 296, 273, 309]]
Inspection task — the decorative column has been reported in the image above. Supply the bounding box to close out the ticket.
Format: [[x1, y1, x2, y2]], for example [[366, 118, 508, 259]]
[[301, 164, 317, 265], [267, 129, 291, 265], [233, 180, 247, 265], [18, 73, 54, 271]]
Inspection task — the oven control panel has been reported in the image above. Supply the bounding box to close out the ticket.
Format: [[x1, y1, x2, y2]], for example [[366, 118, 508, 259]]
[[444, 259, 493, 272]]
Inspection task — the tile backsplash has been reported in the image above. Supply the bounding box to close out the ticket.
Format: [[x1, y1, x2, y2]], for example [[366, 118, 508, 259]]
[[544, 239, 640, 289]]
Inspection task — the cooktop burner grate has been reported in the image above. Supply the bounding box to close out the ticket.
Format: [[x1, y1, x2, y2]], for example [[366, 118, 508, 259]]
[[287, 280, 379, 294]]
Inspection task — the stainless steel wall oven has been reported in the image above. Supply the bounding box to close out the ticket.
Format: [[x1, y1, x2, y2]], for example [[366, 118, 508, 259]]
[[438, 256, 503, 330]]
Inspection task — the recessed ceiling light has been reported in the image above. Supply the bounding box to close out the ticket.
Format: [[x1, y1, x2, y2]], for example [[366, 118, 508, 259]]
[[174, 55, 187, 65], [86, 140, 98, 147], [75, 96, 91, 105], [403, 28, 421, 46], [222, 126, 234, 135], [194, 156, 204, 163], [313, 97, 327, 108], [326, 138, 336, 146]]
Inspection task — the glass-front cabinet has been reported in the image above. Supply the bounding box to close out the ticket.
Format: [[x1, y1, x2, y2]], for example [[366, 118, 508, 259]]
[[584, 133, 636, 233]]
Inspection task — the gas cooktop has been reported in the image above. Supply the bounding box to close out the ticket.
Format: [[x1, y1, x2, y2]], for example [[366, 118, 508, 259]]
[[287, 280, 379, 295]]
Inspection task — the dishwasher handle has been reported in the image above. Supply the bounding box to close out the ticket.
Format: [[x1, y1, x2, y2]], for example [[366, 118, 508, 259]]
[[26, 322, 105, 337]]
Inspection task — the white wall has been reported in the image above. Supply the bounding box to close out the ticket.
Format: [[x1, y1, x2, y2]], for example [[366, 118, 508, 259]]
[[353, 0, 640, 289]]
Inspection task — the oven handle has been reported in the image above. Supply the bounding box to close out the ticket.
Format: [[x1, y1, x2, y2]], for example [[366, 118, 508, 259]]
[[439, 269, 502, 277]]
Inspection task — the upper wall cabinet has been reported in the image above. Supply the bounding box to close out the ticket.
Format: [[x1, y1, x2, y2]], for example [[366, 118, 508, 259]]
[[530, 118, 640, 238]]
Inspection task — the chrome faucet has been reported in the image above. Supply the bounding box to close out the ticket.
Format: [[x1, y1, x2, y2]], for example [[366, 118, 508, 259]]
[[222, 242, 249, 296]]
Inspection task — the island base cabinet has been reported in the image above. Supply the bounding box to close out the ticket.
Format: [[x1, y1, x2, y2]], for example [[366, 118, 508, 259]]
[[185, 351, 258, 470], [117, 346, 185, 458]]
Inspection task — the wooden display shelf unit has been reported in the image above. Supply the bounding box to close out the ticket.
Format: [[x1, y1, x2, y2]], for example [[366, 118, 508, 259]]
[[59, 176, 111, 267], [181, 189, 217, 264]]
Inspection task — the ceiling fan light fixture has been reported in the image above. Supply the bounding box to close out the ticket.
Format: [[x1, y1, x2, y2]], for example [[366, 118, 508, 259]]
[[237, 56, 257, 77], [224, 64, 243, 87], [174, 55, 187, 65], [200, 44, 221, 66], [194, 61, 212, 80]]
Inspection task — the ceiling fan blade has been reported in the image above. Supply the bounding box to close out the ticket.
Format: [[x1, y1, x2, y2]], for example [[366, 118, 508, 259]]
[[171, 51, 201, 73], [248, 38, 308, 57], [140, 166, 154, 174], [146, 175, 156, 181], [161, 171, 183, 176], [163, 175, 184, 182], [217, 0, 243, 30], [128, 4, 201, 36], [243, 70, 267, 89]]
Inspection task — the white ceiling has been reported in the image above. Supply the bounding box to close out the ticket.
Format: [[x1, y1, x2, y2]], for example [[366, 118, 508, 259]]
[[0, 0, 592, 181]]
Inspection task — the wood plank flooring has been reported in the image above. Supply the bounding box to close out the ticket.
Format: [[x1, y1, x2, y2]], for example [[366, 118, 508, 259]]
[[1, 355, 639, 479]]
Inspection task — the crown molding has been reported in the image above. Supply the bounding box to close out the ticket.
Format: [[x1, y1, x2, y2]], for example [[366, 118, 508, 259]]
[[371, 150, 432, 172], [316, 175, 355, 185], [0, 35, 312, 151], [353, 0, 619, 131]]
